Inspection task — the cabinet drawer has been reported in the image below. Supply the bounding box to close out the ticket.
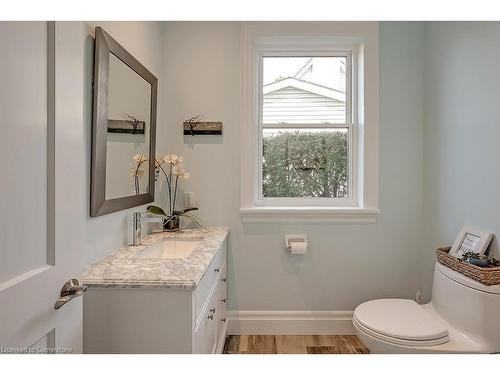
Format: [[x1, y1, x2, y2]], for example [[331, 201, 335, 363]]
[[216, 275, 227, 349], [194, 241, 226, 323], [194, 276, 220, 353]]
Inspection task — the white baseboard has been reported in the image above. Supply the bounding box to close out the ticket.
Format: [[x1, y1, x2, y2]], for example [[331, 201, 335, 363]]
[[228, 310, 354, 335]]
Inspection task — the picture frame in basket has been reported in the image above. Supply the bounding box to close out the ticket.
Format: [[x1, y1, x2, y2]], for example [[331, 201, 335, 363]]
[[450, 225, 493, 259]]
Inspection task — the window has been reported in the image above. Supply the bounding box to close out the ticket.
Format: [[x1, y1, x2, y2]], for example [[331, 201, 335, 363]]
[[260, 55, 354, 203], [240, 23, 379, 223]]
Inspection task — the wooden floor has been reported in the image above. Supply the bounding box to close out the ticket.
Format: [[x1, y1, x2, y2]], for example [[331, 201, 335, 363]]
[[224, 335, 369, 354]]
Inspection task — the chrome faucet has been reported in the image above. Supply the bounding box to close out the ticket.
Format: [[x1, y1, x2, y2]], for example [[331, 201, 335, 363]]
[[132, 212, 164, 246]]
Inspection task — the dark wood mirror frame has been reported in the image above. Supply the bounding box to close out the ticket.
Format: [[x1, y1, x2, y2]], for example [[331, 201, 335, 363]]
[[90, 27, 158, 217]]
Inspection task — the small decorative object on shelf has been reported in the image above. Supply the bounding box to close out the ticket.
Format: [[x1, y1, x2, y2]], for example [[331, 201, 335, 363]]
[[147, 154, 199, 232], [183, 114, 222, 136], [449, 225, 493, 259], [461, 251, 498, 268], [436, 247, 500, 286]]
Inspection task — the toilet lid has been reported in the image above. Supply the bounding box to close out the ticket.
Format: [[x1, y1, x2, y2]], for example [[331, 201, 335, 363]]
[[354, 299, 449, 341]]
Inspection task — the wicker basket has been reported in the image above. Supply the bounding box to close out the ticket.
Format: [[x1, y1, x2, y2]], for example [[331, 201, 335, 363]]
[[436, 247, 500, 286]]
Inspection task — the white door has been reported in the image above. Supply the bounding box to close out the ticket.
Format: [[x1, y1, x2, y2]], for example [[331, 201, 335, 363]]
[[0, 21, 84, 354]]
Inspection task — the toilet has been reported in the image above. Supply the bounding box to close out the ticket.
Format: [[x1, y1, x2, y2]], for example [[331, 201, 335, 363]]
[[353, 262, 500, 353]]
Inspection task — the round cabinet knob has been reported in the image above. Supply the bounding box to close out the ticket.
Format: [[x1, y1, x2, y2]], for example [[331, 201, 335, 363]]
[[210, 308, 216, 313], [214, 268, 220, 273], [221, 298, 226, 303], [221, 278, 227, 282], [208, 314, 214, 320], [221, 318, 226, 323]]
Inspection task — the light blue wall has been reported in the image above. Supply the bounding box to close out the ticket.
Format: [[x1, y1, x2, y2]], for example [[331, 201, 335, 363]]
[[75, 21, 500, 310], [422, 22, 500, 297], [160, 22, 426, 311], [55, 21, 164, 270]]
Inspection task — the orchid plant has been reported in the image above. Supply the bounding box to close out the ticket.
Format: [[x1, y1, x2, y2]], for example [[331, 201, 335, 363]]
[[130, 153, 199, 231], [130, 153, 147, 195]]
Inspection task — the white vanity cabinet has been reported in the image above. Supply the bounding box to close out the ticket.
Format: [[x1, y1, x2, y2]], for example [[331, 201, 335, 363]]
[[83, 239, 227, 354]]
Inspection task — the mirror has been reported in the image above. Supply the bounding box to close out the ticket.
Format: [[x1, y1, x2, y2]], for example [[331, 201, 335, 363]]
[[106, 53, 151, 199], [91, 27, 157, 217]]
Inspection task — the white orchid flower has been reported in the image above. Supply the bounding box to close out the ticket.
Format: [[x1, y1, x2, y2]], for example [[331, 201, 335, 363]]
[[181, 172, 190, 180], [133, 153, 145, 162], [163, 154, 171, 163], [171, 154, 178, 162]]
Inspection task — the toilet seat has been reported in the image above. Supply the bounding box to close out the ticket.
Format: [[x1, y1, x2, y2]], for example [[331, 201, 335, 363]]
[[353, 299, 449, 347]]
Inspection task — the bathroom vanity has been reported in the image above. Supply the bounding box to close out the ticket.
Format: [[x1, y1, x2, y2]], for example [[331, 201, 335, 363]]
[[82, 227, 228, 354]]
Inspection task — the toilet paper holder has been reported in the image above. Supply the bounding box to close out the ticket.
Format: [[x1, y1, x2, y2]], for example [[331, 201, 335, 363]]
[[285, 234, 308, 254]]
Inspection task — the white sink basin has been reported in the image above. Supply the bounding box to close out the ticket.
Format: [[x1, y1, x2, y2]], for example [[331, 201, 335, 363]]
[[137, 237, 204, 259]]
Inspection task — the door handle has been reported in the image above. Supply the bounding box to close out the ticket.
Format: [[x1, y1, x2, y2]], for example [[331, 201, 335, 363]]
[[54, 279, 87, 310]]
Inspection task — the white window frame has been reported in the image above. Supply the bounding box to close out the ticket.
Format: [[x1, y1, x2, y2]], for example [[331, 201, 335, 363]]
[[257, 49, 356, 207], [240, 22, 380, 223]]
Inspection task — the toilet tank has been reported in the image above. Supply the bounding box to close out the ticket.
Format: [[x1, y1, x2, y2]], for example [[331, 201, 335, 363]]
[[431, 262, 500, 352]]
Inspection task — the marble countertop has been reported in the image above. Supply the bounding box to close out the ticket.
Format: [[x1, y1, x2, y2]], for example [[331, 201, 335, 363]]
[[81, 227, 229, 290]]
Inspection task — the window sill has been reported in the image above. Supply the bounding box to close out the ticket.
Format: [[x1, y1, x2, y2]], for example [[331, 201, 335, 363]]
[[239, 207, 380, 223]]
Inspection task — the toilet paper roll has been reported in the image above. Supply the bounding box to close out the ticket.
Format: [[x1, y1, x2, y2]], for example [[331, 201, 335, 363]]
[[289, 242, 307, 254]]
